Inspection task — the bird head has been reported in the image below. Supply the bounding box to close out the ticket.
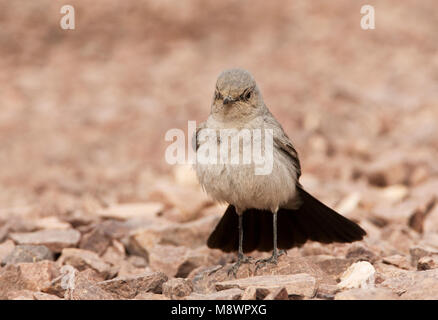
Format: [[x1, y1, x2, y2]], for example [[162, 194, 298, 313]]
[[211, 68, 265, 123]]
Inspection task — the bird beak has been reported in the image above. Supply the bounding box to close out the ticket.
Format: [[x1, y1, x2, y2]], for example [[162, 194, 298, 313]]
[[223, 96, 233, 105]]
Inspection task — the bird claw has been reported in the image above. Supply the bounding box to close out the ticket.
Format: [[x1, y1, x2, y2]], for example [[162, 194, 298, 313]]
[[255, 250, 286, 272], [227, 254, 253, 277], [206, 265, 225, 276]]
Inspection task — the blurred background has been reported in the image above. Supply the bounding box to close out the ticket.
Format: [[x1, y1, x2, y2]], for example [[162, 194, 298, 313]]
[[1, 1, 438, 253]]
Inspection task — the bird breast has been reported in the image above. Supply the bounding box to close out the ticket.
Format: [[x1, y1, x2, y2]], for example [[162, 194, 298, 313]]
[[194, 119, 297, 213]]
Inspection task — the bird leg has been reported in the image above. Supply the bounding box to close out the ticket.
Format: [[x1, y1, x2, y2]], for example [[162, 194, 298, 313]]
[[255, 211, 286, 272], [228, 214, 253, 277]]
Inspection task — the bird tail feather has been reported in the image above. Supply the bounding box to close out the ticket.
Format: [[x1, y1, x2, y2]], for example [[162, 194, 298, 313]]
[[207, 186, 366, 253]]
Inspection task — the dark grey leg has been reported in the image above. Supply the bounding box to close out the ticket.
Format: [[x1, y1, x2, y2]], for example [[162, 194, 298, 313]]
[[255, 212, 286, 272], [238, 213, 244, 256], [228, 214, 253, 277]]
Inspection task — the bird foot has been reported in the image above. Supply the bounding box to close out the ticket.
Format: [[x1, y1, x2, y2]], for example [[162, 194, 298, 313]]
[[255, 250, 286, 272], [227, 254, 253, 277]]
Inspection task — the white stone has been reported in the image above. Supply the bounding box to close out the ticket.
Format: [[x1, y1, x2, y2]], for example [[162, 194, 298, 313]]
[[96, 203, 164, 220], [338, 261, 375, 289]]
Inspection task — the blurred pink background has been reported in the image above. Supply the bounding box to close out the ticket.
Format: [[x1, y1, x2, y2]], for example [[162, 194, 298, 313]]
[[0, 1, 437, 219]]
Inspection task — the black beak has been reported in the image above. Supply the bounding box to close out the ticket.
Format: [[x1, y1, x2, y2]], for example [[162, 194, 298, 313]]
[[223, 96, 233, 105]]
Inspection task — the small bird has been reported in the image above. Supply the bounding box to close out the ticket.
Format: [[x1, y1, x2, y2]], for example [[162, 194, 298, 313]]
[[194, 68, 366, 275]]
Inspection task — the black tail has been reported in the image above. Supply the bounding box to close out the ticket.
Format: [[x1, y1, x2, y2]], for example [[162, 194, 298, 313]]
[[207, 187, 366, 253]]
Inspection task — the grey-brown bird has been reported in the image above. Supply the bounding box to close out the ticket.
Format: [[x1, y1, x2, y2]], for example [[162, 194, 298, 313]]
[[194, 68, 366, 275]]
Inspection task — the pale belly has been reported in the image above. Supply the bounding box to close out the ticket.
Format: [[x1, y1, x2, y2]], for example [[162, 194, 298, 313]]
[[195, 146, 297, 213]]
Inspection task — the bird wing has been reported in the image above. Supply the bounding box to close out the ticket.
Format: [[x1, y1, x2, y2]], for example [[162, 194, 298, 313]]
[[263, 110, 302, 179], [192, 121, 206, 151], [273, 132, 301, 180]]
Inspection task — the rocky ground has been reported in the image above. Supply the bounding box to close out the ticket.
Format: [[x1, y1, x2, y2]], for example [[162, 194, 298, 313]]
[[1, 1, 438, 300], [1, 165, 438, 300]]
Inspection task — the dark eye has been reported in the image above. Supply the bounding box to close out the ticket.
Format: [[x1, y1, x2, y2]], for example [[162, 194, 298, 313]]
[[241, 90, 251, 101]]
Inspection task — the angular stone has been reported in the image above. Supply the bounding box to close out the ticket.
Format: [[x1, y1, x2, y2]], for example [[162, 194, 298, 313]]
[[410, 246, 438, 266], [116, 260, 151, 278], [241, 286, 257, 300], [300, 242, 334, 256], [162, 278, 193, 299], [373, 262, 409, 284], [1, 216, 37, 235], [0, 240, 15, 263], [134, 292, 170, 300], [417, 256, 438, 270], [89, 220, 132, 240], [408, 196, 437, 233], [147, 245, 188, 277], [186, 288, 243, 300], [189, 255, 332, 294], [175, 247, 223, 278], [148, 245, 218, 278], [129, 215, 220, 252], [335, 192, 361, 216], [418, 233, 438, 250], [309, 255, 354, 278], [0, 225, 8, 243], [381, 185, 409, 203], [411, 179, 438, 201], [371, 200, 418, 228], [9, 229, 81, 253], [102, 241, 147, 277], [362, 240, 403, 264], [2, 245, 54, 265], [254, 255, 335, 285], [127, 255, 147, 268], [382, 255, 411, 270], [357, 220, 382, 240], [345, 244, 377, 263], [101, 240, 126, 266], [423, 204, 438, 234], [96, 203, 164, 221], [381, 226, 419, 255], [18, 261, 60, 290], [97, 271, 168, 298], [216, 274, 317, 298], [148, 182, 212, 222], [0, 261, 60, 299], [79, 226, 112, 255], [338, 261, 376, 289], [198, 203, 228, 219], [239, 286, 271, 300], [381, 269, 438, 299], [264, 287, 289, 300], [335, 287, 398, 300], [364, 153, 409, 187], [65, 210, 96, 228], [33, 292, 62, 300], [316, 284, 340, 300], [32, 217, 71, 230], [58, 248, 113, 279], [189, 265, 231, 294], [70, 269, 117, 300], [7, 290, 35, 300]]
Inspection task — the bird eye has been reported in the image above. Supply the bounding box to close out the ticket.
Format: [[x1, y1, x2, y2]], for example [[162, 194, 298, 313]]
[[241, 90, 252, 101]]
